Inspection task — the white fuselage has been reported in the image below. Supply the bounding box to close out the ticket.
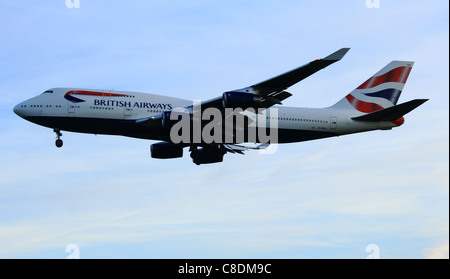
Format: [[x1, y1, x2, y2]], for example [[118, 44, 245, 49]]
[[14, 88, 397, 143]]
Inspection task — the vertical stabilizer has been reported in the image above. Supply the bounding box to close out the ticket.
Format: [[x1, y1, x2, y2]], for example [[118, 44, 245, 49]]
[[332, 61, 414, 112]]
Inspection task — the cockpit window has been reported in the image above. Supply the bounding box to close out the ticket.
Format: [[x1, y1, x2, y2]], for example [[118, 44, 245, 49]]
[[42, 90, 53, 94]]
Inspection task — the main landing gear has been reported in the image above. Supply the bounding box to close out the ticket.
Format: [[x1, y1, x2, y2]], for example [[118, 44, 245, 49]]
[[54, 128, 63, 148]]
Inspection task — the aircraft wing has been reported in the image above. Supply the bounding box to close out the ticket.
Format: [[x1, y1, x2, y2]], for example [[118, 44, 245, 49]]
[[250, 47, 350, 96], [136, 48, 350, 127], [191, 47, 350, 110]]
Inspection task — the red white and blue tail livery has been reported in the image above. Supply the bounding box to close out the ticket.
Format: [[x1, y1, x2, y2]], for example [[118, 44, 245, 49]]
[[331, 60, 421, 127]]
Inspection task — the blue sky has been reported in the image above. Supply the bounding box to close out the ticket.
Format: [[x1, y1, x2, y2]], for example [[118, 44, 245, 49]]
[[0, 0, 448, 258]]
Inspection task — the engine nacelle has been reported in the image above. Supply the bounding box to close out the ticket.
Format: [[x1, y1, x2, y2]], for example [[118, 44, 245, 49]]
[[161, 109, 191, 129], [222, 91, 262, 110], [190, 147, 226, 165], [150, 142, 183, 159]]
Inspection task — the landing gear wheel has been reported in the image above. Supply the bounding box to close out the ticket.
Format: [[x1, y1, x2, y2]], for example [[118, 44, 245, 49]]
[[55, 139, 63, 148], [54, 128, 63, 148]]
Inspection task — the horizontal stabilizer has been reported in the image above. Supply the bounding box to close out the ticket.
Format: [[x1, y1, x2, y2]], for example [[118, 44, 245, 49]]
[[352, 99, 428, 122]]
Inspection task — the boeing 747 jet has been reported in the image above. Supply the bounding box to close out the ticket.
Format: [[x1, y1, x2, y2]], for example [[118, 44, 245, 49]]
[[14, 48, 427, 164]]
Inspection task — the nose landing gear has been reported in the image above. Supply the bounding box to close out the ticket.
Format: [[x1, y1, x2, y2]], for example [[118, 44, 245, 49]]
[[54, 128, 63, 148]]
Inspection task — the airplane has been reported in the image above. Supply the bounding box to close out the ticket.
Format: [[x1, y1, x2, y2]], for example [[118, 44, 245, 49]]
[[13, 48, 428, 165]]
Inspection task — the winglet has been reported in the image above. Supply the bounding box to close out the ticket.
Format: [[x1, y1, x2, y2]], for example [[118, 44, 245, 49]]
[[323, 48, 350, 61]]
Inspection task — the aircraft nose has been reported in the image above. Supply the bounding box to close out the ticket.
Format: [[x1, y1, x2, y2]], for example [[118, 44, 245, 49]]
[[13, 102, 25, 117]]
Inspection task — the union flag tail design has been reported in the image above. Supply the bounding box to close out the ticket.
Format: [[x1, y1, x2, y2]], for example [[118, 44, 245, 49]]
[[333, 61, 414, 112]]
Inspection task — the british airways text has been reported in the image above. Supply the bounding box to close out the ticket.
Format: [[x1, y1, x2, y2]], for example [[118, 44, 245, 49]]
[[94, 99, 172, 110]]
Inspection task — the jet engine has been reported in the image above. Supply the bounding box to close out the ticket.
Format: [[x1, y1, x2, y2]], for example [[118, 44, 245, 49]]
[[161, 109, 191, 129], [150, 142, 183, 159], [222, 91, 262, 110], [190, 146, 226, 165]]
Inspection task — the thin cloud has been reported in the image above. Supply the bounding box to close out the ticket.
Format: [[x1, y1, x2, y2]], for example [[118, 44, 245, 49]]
[[423, 242, 450, 259]]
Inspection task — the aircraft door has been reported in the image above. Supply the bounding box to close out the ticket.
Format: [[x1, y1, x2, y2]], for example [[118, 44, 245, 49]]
[[330, 117, 337, 130], [123, 107, 132, 118], [68, 102, 76, 116]]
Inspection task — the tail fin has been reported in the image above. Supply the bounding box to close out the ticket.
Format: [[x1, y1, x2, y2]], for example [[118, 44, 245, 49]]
[[332, 61, 414, 112]]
